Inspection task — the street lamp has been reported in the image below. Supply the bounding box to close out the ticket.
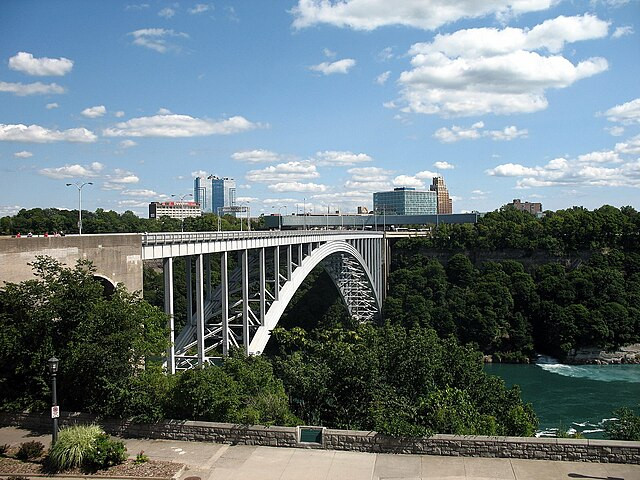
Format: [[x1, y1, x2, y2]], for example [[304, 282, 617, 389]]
[[48, 357, 59, 446], [65, 182, 93, 235], [171, 193, 193, 233]]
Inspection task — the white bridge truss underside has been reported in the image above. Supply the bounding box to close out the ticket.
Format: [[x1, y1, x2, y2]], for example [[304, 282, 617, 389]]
[[142, 231, 387, 372]]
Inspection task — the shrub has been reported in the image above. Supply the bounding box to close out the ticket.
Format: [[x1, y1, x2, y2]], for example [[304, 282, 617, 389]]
[[16, 441, 44, 461], [7, 476, 30, 480], [47, 424, 103, 471], [605, 406, 640, 441], [134, 450, 149, 464], [0, 443, 10, 455], [84, 433, 127, 470]]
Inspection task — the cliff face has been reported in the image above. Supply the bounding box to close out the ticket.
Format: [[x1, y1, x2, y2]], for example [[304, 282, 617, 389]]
[[564, 344, 640, 365]]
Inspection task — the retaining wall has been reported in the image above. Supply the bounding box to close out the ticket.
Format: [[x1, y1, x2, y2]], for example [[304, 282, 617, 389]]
[[2, 412, 638, 464]]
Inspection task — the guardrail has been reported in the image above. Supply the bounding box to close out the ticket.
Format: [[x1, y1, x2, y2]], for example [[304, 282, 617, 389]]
[[142, 230, 383, 246]]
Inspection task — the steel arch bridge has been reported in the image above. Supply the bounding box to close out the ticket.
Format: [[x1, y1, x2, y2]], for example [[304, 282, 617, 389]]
[[142, 230, 389, 372]]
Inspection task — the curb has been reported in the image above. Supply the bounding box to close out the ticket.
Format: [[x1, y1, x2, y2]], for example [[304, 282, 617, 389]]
[[0, 474, 176, 480]]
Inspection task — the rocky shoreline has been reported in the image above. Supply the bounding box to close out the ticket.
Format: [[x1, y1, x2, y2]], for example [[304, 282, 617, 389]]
[[564, 343, 640, 365]]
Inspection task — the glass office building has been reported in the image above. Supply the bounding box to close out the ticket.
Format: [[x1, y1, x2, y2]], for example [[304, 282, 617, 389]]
[[373, 187, 438, 215], [193, 175, 236, 214]]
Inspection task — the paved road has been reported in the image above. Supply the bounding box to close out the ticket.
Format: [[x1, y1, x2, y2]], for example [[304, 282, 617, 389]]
[[1, 427, 639, 480]]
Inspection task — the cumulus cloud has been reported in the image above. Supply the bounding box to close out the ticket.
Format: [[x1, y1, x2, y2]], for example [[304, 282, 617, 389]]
[[158, 7, 175, 18], [603, 97, 640, 125], [81, 105, 107, 118], [291, 0, 560, 31], [315, 150, 372, 166], [14, 151, 33, 158], [246, 161, 319, 182], [103, 169, 140, 190], [232, 149, 283, 163], [46, 102, 59, 109], [606, 126, 625, 136], [0, 124, 97, 143], [309, 58, 356, 75], [344, 166, 392, 191], [8, 52, 73, 76], [129, 28, 189, 53], [0, 81, 65, 96], [39, 162, 104, 179], [376, 71, 391, 85], [119, 139, 137, 148], [103, 113, 261, 137], [377, 47, 394, 61], [188, 4, 212, 14], [268, 182, 328, 192], [122, 189, 164, 198], [392, 175, 425, 189], [323, 48, 337, 58], [486, 134, 640, 188], [612, 26, 634, 38], [433, 161, 454, 170], [434, 122, 528, 142], [114, 110, 125, 118], [396, 14, 609, 117]]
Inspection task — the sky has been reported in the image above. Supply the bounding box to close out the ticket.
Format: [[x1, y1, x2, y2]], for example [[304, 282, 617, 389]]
[[1, 0, 639, 218]]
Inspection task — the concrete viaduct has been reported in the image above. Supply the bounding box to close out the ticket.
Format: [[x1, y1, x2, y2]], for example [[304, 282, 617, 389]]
[[0, 230, 392, 372]]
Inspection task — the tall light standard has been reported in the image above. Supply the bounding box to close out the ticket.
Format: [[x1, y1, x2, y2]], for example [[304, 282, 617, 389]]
[[65, 182, 93, 235], [48, 357, 59, 446], [303, 197, 307, 230], [171, 193, 193, 233]]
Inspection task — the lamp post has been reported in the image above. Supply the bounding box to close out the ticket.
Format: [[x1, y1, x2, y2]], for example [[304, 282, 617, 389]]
[[48, 357, 59, 446], [65, 182, 93, 235], [171, 193, 193, 233]]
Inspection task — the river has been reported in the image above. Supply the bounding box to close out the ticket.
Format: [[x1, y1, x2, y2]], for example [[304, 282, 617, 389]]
[[484, 356, 640, 438]]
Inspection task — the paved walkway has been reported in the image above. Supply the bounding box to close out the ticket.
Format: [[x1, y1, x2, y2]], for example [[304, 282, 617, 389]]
[[1, 427, 639, 480]]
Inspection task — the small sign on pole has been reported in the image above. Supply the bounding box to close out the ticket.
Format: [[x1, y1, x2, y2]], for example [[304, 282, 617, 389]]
[[51, 406, 59, 419]]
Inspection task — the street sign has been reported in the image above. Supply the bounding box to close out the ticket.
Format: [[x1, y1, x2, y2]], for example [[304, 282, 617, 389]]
[[51, 406, 59, 418]]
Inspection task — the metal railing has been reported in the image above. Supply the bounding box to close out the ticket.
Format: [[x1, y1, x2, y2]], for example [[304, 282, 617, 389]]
[[142, 229, 383, 246]]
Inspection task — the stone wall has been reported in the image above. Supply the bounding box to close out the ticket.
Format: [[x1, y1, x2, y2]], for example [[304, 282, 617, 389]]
[[2, 412, 639, 464]]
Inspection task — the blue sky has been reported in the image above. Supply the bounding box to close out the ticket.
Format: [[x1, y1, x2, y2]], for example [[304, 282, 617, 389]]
[[1, 0, 639, 217]]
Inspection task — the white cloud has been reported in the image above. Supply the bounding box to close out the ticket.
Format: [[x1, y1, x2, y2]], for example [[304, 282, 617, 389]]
[[157, 107, 172, 114], [392, 175, 425, 189], [129, 28, 189, 53], [46, 102, 59, 109], [263, 198, 299, 205], [122, 189, 164, 198], [8, 52, 73, 76], [323, 48, 337, 58], [114, 110, 125, 118], [377, 47, 394, 61], [603, 97, 640, 125], [292, 0, 560, 31], [376, 71, 391, 85], [415, 170, 438, 179], [435, 122, 528, 142], [315, 150, 372, 166], [347, 166, 391, 182], [268, 182, 328, 192], [0, 205, 23, 216], [81, 105, 106, 118], [309, 58, 356, 75], [0, 124, 97, 143], [158, 7, 176, 18], [125, 4, 149, 11], [188, 4, 212, 14], [486, 163, 540, 177], [103, 113, 261, 137], [606, 126, 625, 136], [0, 81, 65, 96], [433, 161, 454, 170], [247, 161, 319, 182], [232, 149, 283, 163], [397, 15, 609, 117], [14, 150, 33, 158], [119, 139, 137, 148], [39, 162, 104, 179], [103, 168, 140, 190], [615, 134, 640, 155], [612, 26, 634, 38], [118, 200, 149, 208], [192, 170, 209, 178]]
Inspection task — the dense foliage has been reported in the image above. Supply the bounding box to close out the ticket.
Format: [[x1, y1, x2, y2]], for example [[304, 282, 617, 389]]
[[0, 207, 261, 236], [385, 251, 640, 360], [271, 324, 537, 436], [605, 406, 640, 441], [400, 205, 640, 254]]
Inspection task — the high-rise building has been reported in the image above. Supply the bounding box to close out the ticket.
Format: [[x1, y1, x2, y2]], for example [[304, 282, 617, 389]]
[[373, 187, 437, 215], [508, 199, 542, 215], [430, 176, 453, 214], [149, 201, 202, 220], [193, 175, 237, 214]]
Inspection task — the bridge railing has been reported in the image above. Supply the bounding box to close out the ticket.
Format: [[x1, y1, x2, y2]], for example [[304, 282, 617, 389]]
[[142, 230, 383, 246]]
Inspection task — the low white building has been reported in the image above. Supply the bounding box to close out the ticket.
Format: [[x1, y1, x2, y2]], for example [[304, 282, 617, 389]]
[[149, 201, 202, 220]]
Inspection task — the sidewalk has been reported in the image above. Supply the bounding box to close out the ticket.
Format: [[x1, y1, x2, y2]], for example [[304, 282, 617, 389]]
[[1, 427, 639, 480]]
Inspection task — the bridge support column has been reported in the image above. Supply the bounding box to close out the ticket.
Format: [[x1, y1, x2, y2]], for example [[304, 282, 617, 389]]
[[273, 246, 280, 301], [241, 249, 249, 355], [205, 254, 212, 301], [195, 254, 205, 367], [297, 244, 303, 266], [163, 257, 175, 374], [221, 251, 229, 356], [259, 247, 266, 326], [286, 245, 292, 280], [185, 256, 193, 325]]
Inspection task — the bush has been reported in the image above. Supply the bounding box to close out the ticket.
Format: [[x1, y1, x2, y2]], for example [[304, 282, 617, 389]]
[[0, 443, 10, 455], [135, 451, 149, 464], [605, 406, 640, 441], [16, 441, 44, 460], [84, 433, 127, 470], [47, 424, 102, 471]]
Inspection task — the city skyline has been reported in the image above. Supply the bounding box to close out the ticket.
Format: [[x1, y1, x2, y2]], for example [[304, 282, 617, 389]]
[[1, 1, 639, 217]]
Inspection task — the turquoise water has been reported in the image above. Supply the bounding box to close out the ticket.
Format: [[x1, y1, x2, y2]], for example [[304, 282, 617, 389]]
[[484, 357, 640, 438]]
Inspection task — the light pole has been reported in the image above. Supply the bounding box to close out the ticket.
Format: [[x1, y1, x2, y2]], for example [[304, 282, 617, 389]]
[[171, 193, 192, 233], [303, 197, 306, 230], [48, 357, 59, 446], [279, 206, 287, 230], [65, 182, 93, 235]]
